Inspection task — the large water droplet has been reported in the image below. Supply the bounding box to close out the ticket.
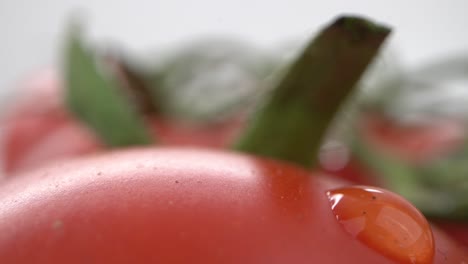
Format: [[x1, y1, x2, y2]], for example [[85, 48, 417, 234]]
[[327, 186, 434, 264]]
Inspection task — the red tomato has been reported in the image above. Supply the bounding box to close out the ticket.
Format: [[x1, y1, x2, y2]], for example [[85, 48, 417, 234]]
[[0, 68, 63, 119], [434, 221, 468, 248], [321, 112, 466, 184], [0, 69, 243, 175], [0, 148, 465, 263], [358, 113, 465, 164]]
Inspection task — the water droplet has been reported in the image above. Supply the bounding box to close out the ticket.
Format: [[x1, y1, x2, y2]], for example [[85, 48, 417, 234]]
[[327, 186, 434, 264]]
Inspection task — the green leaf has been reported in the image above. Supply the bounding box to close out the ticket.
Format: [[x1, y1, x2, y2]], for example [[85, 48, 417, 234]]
[[64, 22, 153, 147], [233, 16, 391, 168]]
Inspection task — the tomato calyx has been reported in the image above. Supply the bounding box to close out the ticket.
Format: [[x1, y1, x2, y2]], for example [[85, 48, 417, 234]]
[[104, 53, 159, 115], [64, 22, 153, 147], [234, 16, 390, 168], [64, 16, 391, 168]]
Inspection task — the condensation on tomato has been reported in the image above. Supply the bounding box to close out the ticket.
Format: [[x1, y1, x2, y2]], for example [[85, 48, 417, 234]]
[[327, 186, 435, 264]]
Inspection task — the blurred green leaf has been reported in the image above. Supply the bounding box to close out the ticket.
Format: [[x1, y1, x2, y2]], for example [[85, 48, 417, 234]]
[[64, 22, 152, 147]]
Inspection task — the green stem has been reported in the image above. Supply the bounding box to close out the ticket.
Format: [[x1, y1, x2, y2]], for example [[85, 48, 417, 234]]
[[233, 16, 391, 168]]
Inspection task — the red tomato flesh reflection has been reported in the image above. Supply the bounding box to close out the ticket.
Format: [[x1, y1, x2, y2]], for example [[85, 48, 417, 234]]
[[327, 186, 435, 264]]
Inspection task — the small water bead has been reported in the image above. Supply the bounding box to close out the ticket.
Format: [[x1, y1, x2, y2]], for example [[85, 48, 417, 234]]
[[327, 186, 434, 264]]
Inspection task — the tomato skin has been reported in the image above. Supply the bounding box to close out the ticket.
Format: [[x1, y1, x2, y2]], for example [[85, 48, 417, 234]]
[[0, 69, 242, 175], [434, 222, 468, 249], [431, 225, 468, 263], [1, 112, 101, 174], [0, 148, 465, 263]]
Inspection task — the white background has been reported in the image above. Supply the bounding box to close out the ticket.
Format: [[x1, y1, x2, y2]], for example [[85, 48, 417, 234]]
[[1, 0, 467, 101]]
